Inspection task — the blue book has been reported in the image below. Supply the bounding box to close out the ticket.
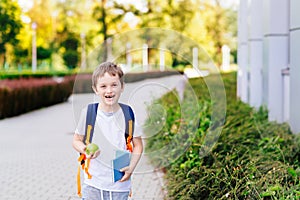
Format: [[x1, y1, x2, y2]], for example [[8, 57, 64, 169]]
[[112, 152, 130, 182]]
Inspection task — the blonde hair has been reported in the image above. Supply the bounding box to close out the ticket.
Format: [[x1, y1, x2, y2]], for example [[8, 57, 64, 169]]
[[92, 62, 124, 88]]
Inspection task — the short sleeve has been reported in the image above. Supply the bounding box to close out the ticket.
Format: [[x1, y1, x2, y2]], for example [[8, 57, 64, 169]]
[[75, 107, 87, 136], [133, 120, 143, 138]]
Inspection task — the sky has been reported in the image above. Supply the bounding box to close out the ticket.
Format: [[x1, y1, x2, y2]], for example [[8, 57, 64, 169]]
[[18, 0, 33, 12], [220, 0, 239, 8]]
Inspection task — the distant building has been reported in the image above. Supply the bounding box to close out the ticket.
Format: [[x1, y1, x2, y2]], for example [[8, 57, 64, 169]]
[[237, 0, 300, 133]]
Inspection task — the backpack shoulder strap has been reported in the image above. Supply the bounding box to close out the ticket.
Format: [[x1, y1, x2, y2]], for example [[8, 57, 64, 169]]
[[77, 103, 98, 198], [119, 103, 135, 152], [83, 103, 99, 145]]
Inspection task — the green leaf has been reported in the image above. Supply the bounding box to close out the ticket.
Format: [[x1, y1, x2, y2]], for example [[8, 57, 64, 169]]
[[269, 185, 281, 191], [260, 191, 275, 197], [287, 168, 297, 177]]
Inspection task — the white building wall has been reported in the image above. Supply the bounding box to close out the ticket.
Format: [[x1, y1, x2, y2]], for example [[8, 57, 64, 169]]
[[290, 0, 300, 133], [238, 0, 300, 133], [237, 0, 249, 103], [263, 0, 289, 123], [248, 0, 263, 108], [262, 0, 270, 106]]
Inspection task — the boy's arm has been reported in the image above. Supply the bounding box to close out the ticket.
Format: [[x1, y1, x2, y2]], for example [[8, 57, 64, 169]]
[[72, 133, 101, 159], [119, 136, 143, 182], [130, 136, 143, 171], [72, 133, 86, 154]]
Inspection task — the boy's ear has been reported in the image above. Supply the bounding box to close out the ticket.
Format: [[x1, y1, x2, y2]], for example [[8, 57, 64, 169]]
[[92, 86, 98, 94]]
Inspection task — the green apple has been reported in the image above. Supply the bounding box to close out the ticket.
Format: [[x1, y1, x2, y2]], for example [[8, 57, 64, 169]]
[[86, 143, 99, 155]]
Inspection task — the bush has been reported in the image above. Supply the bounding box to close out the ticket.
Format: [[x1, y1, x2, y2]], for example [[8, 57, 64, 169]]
[[63, 50, 79, 70], [62, 35, 80, 69], [37, 46, 52, 60], [0, 76, 74, 119], [0, 70, 182, 118], [73, 74, 93, 93], [124, 70, 183, 83], [73, 70, 183, 93], [145, 72, 300, 199], [0, 70, 73, 79]]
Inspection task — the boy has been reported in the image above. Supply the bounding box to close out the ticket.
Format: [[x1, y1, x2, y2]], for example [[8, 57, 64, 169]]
[[72, 62, 143, 200]]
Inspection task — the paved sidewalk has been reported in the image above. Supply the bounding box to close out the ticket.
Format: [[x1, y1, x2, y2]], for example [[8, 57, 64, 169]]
[[0, 75, 186, 200]]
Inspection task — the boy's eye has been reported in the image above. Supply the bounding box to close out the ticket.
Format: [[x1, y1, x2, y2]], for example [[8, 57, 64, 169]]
[[112, 83, 117, 87], [100, 85, 106, 88]]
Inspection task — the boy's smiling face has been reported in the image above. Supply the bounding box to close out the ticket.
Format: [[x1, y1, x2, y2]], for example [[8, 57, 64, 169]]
[[93, 72, 124, 111]]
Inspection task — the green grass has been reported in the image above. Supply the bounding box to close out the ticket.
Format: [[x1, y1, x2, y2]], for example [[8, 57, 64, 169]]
[[0, 69, 74, 79]]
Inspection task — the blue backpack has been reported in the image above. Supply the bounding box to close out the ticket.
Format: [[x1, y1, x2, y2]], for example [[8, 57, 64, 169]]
[[83, 103, 135, 150]]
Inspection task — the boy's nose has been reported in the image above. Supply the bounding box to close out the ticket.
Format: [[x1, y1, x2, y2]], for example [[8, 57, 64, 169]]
[[106, 86, 112, 92]]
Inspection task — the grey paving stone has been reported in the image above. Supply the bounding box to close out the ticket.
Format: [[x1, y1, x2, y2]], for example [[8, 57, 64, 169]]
[[0, 75, 185, 200]]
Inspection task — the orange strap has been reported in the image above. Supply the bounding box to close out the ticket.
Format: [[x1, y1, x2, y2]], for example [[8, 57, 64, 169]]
[[127, 120, 133, 152], [77, 165, 82, 197], [77, 154, 92, 197], [85, 158, 92, 179], [85, 125, 92, 145]]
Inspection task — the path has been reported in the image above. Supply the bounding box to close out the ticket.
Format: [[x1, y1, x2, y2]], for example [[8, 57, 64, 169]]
[[0, 75, 186, 200]]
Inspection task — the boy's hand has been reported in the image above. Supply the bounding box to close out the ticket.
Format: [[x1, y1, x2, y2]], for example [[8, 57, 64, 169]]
[[86, 149, 101, 159], [119, 166, 132, 182]]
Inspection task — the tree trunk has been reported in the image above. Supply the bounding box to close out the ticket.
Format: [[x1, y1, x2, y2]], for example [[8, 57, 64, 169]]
[[0, 53, 5, 69], [101, 0, 108, 62]]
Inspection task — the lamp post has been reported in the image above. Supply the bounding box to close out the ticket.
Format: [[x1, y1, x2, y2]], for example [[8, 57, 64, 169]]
[[80, 33, 86, 70], [142, 44, 148, 72], [31, 22, 37, 72]]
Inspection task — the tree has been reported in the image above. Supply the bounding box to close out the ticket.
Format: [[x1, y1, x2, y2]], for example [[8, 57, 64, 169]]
[[26, 0, 53, 48], [92, 0, 137, 62], [37, 46, 52, 60], [136, 0, 198, 67], [0, 0, 23, 68], [62, 34, 79, 69], [134, 0, 237, 67], [163, 0, 198, 67], [52, 0, 99, 70], [199, 0, 238, 66]]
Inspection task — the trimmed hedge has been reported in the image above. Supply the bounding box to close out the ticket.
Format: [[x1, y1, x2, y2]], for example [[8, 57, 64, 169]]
[[72, 74, 93, 93], [125, 70, 183, 82], [0, 76, 74, 119], [0, 70, 182, 119], [73, 70, 183, 93], [0, 70, 74, 79], [145, 72, 300, 199]]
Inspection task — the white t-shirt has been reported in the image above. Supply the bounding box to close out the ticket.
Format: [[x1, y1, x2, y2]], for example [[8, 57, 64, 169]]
[[75, 104, 142, 192]]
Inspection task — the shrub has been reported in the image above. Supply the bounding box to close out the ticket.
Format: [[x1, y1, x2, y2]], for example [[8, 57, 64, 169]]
[[62, 35, 80, 70], [0, 70, 183, 118], [63, 50, 79, 70], [37, 46, 52, 60], [124, 70, 183, 83], [0, 70, 73, 79], [73, 70, 183, 93], [0, 76, 74, 119], [145, 72, 300, 199], [73, 74, 93, 93]]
